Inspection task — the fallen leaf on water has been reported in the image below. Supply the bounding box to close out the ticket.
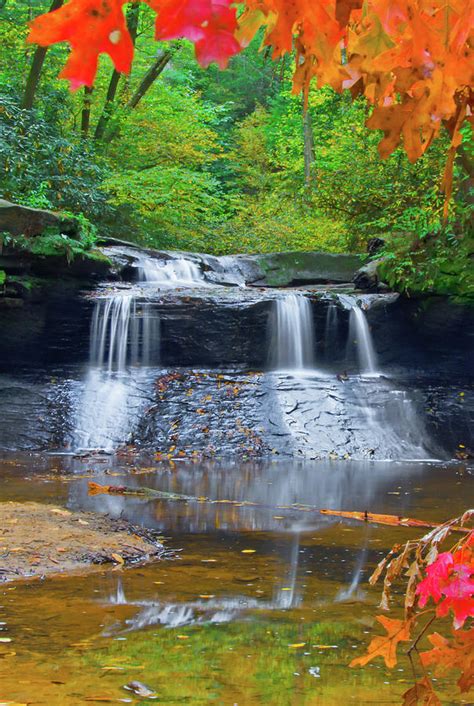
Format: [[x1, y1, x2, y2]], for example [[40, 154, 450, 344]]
[[199, 595, 215, 599], [241, 549, 256, 554], [288, 643, 306, 648], [123, 681, 157, 699], [111, 553, 124, 565], [176, 635, 189, 640]]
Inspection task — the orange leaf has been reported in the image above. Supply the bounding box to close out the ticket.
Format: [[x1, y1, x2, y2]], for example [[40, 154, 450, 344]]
[[401, 677, 441, 706], [420, 629, 474, 694], [350, 615, 414, 669], [28, 0, 134, 89]]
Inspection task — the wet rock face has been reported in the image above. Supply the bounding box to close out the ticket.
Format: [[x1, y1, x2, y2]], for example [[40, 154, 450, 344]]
[[0, 375, 66, 450], [133, 370, 474, 461]]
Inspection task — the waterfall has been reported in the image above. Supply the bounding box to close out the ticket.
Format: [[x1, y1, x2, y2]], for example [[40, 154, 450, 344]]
[[138, 257, 204, 285], [89, 294, 157, 370], [349, 307, 378, 375], [270, 294, 315, 371], [324, 304, 338, 359], [73, 293, 159, 451]]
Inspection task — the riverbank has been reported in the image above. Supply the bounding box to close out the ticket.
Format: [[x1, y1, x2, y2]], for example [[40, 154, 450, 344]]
[[0, 500, 166, 583]]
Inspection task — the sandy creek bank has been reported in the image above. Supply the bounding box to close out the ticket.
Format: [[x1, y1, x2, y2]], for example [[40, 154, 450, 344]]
[[0, 500, 166, 583]]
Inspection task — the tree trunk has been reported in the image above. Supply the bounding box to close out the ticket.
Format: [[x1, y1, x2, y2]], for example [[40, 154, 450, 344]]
[[80, 87, 94, 137], [303, 105, 315, 187], [127, 50, 173, 110], [94, 2, 140, 141], [103, 49, 174, 143], [21, 0, 63, 110]]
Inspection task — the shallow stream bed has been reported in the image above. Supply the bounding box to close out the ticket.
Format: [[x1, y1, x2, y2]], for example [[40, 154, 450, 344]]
[[0, 454, 472, 705]]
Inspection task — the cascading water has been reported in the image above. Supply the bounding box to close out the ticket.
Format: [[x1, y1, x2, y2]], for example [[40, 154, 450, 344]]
[[324, 304, 338, 359], [138, 257, 204, 285], [269, 293, 315, 371], [73, 293, 159, 451], [348, 306, 378, 375]]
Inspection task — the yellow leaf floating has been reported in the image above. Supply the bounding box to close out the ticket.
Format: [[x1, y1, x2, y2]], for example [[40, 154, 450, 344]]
[[288, 643, 306, 648], [241, 549, 256, 554]]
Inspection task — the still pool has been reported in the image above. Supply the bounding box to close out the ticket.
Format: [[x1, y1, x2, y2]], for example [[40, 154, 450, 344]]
[[0, 454, 472, 705]]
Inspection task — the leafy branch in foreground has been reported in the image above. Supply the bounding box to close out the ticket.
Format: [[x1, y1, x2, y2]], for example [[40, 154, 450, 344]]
[[350, 510, 474, 705], [26, 0, 473, 212]]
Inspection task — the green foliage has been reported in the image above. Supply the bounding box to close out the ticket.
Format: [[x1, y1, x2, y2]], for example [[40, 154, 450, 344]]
[[0, 92, 111, 222], [378, 231, 474, 302], [0, 1, 471, 298], [13, 228, 94, 264]]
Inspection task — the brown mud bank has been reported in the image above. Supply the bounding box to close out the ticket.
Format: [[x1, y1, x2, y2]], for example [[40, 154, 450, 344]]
[[0, 501, 167, 583]]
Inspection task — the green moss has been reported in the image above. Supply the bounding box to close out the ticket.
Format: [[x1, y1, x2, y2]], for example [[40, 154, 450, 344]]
[[84, 248, 112, 265], [0, 269, 5, 287]]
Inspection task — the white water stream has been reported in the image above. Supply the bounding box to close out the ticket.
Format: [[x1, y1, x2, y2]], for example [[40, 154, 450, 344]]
[[348, 306, 379, 375], [269, 294, 316, 371], [138, 257, 204, 285], [73, 294, 159, 451]]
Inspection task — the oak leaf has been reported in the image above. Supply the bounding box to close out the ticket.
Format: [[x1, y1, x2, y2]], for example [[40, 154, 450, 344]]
[[401, 676, 441, 706], [420, 629, 474, 694], [350, 615, 414, 669]]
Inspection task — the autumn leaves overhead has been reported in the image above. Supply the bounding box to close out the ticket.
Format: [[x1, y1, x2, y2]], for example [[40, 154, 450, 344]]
[[28, 1, 472, 179]]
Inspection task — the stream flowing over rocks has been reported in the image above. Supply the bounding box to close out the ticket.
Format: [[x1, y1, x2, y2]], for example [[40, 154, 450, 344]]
[[0, 244, 472, 460]]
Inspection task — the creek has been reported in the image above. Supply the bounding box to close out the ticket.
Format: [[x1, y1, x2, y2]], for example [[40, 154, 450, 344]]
[[0, 247, 472, 704]]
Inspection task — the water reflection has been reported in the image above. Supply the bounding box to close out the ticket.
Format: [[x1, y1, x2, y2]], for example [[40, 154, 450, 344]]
[[70, 459, 423, 534]]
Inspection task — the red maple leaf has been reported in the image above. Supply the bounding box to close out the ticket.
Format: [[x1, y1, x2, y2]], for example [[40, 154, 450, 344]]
[[416, 541, 474, 629], [150, 0, 241, 68], [28, 0, 134, 89]]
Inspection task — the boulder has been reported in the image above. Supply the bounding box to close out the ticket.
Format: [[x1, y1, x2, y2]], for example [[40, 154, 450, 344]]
[[353, 258, 385, 291], [0, 199, 78, 237], [236, 251, 363, 287]]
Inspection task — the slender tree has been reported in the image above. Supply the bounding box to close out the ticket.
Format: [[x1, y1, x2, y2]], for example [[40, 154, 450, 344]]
[[93, 1, 140, 141], [102, 47, 176, 143], [21, 0, 63, 109]]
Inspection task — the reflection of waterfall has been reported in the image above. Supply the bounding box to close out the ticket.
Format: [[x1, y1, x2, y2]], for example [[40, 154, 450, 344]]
[[336, 527, 370, 601], [348, 307, 378, 375], [138, 257, 204, 285], [275, 533, 301, 609], [76, 458, 423, 534], [73, 294, 159, 451], [269, 294, 315, 370]]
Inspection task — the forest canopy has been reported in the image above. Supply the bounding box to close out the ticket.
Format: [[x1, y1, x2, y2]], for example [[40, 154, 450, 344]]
[[0, 0, 472, 298]]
